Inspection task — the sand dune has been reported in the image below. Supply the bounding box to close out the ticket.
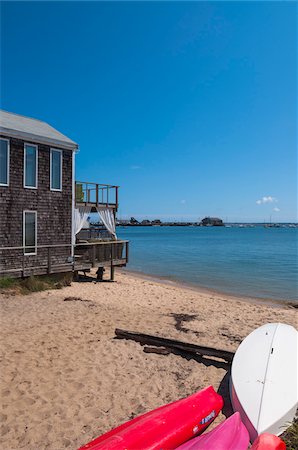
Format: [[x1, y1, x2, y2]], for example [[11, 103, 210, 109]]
[[0, 270, 296, 449]]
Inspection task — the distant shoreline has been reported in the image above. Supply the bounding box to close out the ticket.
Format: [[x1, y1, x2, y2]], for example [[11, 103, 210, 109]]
[[116, 223, 298, 228], [121, 267, 297, 309]]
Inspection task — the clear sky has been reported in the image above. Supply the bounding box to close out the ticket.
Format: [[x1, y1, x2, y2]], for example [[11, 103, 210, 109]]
[[1, 1, 297, 222]]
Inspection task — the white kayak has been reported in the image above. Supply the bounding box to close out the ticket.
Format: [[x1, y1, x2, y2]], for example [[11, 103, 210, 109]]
[[230, 323, 298, 442]]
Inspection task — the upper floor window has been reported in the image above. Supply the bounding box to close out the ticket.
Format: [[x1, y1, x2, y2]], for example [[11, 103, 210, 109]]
[[24, 144, 38, 188], [50, 149, 62, 191], [0, 138, 9, 186]]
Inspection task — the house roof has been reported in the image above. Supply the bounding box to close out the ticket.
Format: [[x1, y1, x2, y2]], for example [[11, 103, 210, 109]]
[[0, 110, 78, 151]]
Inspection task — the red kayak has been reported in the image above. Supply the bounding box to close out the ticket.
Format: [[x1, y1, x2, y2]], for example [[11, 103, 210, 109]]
[[251, 433, 286, 450], [79, 386, 223, 450]]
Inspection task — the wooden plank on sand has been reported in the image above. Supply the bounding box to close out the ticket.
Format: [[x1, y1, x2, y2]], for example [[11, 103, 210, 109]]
[[115, 328, 234, 363]]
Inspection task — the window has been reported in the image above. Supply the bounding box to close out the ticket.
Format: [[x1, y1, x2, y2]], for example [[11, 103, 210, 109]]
[[50, 149, 62, 191], [23, 211, 37, 255], [24, 144, 38, 188], [0, 138, 9, 186]]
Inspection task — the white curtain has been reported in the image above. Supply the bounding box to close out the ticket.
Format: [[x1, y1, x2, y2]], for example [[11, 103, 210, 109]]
[[73, 206, 91, 236], [96, 206, 117, 239]]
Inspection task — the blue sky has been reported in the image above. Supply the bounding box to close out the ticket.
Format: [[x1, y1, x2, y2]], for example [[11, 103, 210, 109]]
[[1, 1, 297, 222]]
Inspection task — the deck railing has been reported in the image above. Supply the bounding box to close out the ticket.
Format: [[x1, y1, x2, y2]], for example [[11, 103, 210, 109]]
[[75, 240, 128, 265], [0, 240, 129, 278], [77, 226, 110, 241], [75, 181, 119, 208], [0, 243, 73, 276]]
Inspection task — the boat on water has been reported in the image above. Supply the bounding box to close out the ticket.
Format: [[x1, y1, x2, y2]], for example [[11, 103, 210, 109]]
[[230, 323, 298, 442]]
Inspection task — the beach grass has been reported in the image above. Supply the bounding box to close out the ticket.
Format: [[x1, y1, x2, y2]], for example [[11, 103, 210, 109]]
[[281, 418, 298, 450], [0, 277, 17, 288], [0, 274, 72, 294]]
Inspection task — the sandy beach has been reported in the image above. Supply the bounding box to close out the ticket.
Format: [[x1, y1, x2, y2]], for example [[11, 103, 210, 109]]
[[0, 270, 297, 450]]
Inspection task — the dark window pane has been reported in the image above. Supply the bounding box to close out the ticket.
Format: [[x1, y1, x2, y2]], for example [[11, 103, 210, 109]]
[[25, 145, 37, 187], [25, 212, 36, 254], [0, 139, 8, 185], [51, 150, 61, 190]]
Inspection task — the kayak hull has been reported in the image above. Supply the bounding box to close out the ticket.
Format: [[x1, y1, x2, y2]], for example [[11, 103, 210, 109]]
[[230, 323, 298, 441], [251, 433, 286, 450], [175, 412, 249, 450], [79, 386, 223, 450]]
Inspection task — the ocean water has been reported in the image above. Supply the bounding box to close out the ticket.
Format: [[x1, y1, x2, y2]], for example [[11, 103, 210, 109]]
[[117, 226, 298, 302]]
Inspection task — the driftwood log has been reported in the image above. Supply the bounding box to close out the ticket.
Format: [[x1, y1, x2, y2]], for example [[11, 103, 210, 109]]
[[115, 328, 234, 363], [143, 346, 171, 355]]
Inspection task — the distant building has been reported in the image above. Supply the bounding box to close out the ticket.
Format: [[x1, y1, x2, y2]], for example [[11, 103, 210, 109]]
[[130, 217, 139, 224], [117, 219, 130, 225], [201, 217, 224, 226]]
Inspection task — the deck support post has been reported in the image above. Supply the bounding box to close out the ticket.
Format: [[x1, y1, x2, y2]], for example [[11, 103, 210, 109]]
[[110, 265, 115, 281], [126, 241, 129, 263], [110, 243, 114, 281], [92, 245, 96, 267], [47, 247, 52, 274]]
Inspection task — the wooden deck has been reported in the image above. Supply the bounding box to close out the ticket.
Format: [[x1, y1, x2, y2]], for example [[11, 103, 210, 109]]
[[0, 240, 129, 280], [75, 181, 118, 211], [74, 240, 129, 280]]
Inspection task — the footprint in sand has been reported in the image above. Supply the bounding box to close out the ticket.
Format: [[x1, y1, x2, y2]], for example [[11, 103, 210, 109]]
[[1, 389, 10, 397]]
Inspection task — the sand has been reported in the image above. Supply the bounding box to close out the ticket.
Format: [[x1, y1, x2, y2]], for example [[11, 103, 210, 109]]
[[0, 270, 297, 449]]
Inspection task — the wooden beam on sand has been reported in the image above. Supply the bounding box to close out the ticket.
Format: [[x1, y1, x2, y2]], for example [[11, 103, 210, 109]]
[[115, 329, 235, 363]]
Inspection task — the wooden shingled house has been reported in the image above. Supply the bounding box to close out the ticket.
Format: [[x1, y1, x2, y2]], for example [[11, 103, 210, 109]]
[[0, 110, 128, 280]]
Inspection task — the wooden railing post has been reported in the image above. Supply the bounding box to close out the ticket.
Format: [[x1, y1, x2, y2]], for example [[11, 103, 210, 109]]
[[115, 186, 119, 209], [96, 183, 99, 205]]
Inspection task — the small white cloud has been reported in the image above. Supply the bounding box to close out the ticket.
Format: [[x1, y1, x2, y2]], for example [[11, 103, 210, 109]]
[[263, 196, 277, 203], [273, 207, 280, 212], [180, 199, 186, 204], [130, 165, 141, 170], [256, 196, 278, 205]]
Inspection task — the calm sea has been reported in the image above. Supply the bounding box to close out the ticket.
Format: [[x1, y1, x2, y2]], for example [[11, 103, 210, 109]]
[[117, 226, 297, 302]]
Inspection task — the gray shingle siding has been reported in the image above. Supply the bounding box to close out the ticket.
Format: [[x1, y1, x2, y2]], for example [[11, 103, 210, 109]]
[[0, 135, 73, 275]]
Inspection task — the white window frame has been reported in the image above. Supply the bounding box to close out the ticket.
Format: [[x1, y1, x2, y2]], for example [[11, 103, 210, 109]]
[[23, 210, 37, 256], [0, 138, 10, 187], [50, 148, 63, 191], [24, 143, 38, 189]]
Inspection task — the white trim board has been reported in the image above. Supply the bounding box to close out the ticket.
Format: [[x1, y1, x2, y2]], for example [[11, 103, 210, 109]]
[[0, 137, 10, 186]]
